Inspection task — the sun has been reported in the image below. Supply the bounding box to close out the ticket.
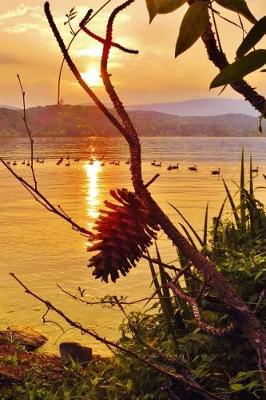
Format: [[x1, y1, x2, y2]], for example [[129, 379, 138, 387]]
[[81, 67, 102, 87]]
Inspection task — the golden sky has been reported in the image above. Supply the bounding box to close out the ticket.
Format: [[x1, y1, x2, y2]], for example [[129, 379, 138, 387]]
[[0, 0, 265, 107]]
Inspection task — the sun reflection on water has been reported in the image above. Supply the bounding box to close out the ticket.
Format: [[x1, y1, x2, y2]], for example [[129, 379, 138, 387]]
[[84, 161, 102, 224]]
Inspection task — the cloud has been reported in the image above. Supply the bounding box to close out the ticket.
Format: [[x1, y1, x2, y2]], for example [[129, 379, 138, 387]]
[[0, 4, 50, 35], [0, 51, 37, 66], [0, 4, 40, 21], [2, 23, 48, 35], [0, 53, 21, 65]]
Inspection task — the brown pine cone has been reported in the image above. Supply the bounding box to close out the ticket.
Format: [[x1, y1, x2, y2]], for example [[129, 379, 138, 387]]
[[87, 189, 159, 282]]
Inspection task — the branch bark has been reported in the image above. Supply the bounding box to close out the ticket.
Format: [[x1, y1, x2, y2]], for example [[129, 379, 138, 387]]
[[44, 0, 266, 379], [201, 16, 265, 116], [10, 273, 224, 400]]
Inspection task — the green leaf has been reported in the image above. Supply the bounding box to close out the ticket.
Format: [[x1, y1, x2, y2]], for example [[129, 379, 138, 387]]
[[230, 383, 244, 392], [145, 0, 186, 23], [126, 379, 133, 391], [215, 0, 257, 25], [210, 50, 266, 88], [169, 202, 204, 246], [222, 178, 240, 227], [145, 0, 158, 23], [237, 17, 266, 58], [203, 202, 209, 246], [157, 0, 187, 14], [175, 1, 209, 57]]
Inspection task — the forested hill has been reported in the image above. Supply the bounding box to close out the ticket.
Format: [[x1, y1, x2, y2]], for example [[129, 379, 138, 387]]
[[0, 104, 263, 137]]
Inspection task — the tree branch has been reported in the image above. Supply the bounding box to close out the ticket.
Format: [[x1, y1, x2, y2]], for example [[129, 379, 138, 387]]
[[0, 158, 92, 237], [44, 0, 266, 375], [17, 75, 38, 190], [10, 273, 224, 400], [201, 18, 265, 116]]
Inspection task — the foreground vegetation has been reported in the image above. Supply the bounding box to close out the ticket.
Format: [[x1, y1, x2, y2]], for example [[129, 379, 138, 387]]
[[1, 159, 265, 399], [0, 1, 265, 398]]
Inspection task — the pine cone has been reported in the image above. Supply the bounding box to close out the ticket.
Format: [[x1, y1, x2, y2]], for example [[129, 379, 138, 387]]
[[88, 189, 159, 283]]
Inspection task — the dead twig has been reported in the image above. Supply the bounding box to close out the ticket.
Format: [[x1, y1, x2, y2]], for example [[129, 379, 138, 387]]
[[10, 272, 224, 400], [0, 158, 92, 237], [17, 74, 37, 190], [43, 0, 266, 376], [57, 284, 152, 306]]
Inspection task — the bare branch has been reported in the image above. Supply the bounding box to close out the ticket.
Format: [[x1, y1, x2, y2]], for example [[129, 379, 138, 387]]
[[45, 0, 266, 375], [100, 0, 143, 189], [57, 1, 114, 104], [0, 158, 92, 237], [145, 173, 160, 188], [44, 2, 127, 136], [80, 20, 138, 55], [10, 273, 224, 400], [57, 284, 152, 306], [168, 281, 236, 336], [17, 75, 37, 190], [201, 18, 266, 116], [113, 296, 187, 370]]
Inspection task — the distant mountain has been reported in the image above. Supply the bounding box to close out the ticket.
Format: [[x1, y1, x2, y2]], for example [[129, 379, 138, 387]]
[[0, 104, 263, 138], [127, 98, 258, 117], [0, 105, 20, 110]]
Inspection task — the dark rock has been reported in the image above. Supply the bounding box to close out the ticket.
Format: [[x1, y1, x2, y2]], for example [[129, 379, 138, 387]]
[[59, 342, 92, 365], [0, 326, 47, 351]]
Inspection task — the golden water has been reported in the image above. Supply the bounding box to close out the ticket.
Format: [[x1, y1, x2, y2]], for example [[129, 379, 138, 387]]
[[1, 137, 266, 355]]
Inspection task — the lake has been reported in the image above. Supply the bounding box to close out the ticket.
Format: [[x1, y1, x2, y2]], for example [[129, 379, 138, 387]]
[[1, 136, 266, 355]]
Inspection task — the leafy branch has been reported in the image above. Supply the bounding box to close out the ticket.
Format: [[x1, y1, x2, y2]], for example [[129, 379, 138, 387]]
[[43, 0, 266, 378]]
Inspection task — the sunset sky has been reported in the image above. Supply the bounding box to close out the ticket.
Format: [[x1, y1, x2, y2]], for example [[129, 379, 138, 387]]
[[0, 0, 265, 107]]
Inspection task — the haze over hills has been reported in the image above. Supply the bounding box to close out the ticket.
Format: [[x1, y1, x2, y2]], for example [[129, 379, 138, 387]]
[[0, 105, 20, 110], [127, 98, 258, 117], [1, 98, 258, 116], [0, 104, 263, 138]]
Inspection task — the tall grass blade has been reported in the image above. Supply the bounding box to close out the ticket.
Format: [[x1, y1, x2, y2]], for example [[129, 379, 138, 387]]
[[179, 223, 198, 249], [213, 197, 227, 243], [155, 242, 178, 342], [155, 242, 173, 304], [249, 154, 254, 198], [203, 202, 209, 246], [222, 178, 240, 228], [169, 202, 204, 246], [146, 250, 164, 309], [240, 148, 246, 232]]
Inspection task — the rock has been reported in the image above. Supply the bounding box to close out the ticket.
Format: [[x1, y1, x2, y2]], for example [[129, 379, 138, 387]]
[[0, 326, 47, 351], [59, 342, 92, 365]]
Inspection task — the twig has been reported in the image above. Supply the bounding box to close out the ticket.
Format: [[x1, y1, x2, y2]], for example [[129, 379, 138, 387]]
[[195, 279, 207, 301], [211, 7, 248, 33], [10, 273, 224, 400], [201, 15, 265, 116], [142, 254, 210, 288], [100, 0, 143, 188], [17, 75, 37, 190], [145, 173, 160, 188], [142, 254, 180, 272], [57, 0, 114, 104], [45, 0, 266, 375], [44, 2, 127, 137], [113, 296, 187, 370], [0, 158, 92, 237], [42, 306, 65, 333], [168, 281, 236, 337], [57, 284, 152, 306], [80, 19, 138, 54]]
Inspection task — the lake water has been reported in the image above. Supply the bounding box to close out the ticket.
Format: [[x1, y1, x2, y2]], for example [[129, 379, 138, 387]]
[[1, 136, 266, 355]]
